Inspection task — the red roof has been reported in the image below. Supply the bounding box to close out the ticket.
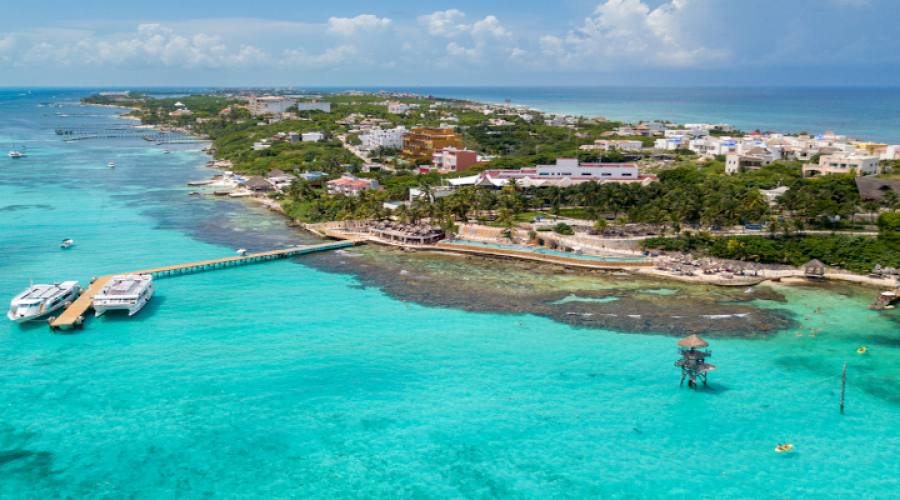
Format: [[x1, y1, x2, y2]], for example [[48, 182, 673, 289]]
[[327, 176, 377, 190]]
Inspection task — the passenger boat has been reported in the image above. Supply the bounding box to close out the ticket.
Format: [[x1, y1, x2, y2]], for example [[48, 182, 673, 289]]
[[7, 281, 81, 323], [92, 274, 154, 317]]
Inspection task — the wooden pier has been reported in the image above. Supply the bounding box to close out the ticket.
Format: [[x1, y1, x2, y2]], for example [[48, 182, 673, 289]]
[[54, 126, 202, 144], [48, 241, 357, 331]]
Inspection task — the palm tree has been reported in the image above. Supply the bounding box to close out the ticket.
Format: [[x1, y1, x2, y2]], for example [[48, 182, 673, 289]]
[[497, 208, 516, 241], [883, 190, 899, 211]]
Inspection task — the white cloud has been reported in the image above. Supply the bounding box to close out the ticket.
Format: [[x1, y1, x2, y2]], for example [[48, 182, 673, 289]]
[[539, 35, 565, 57], [446, 42, 481, 61], [281, 45, 358, 67], [4, 23, 271, 69], [509, 47, 527, 59], [548, 0, 728, 68], [0, 33, 17, 64], [2, 3, 899, 83], [419, 9, 468, 37], [327, 14, 391, 36], [471, 16, 511, 40]]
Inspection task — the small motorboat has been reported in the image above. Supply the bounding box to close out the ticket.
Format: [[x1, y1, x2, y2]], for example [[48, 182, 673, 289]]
[[107, 161, 116, 168], [60, 238, 74, 249], [236, 248, 249, 256], [8, 150, 26, 159], [774, 443, 794, 453]]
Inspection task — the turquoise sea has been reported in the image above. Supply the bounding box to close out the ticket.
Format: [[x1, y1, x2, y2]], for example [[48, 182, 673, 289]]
[[1, 89, 899, 497]]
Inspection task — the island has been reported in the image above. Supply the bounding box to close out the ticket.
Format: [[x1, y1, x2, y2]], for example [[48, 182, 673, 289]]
[[81, 90, 900, 304]]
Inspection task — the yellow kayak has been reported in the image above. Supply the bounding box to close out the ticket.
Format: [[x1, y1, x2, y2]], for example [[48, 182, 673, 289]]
[[857, 346, 867, 354], [775, 444, 794, 453]]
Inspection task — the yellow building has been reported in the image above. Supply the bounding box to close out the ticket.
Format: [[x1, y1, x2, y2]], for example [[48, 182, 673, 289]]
[[853, 142, 888, 155], [402, 128, 462, 162]]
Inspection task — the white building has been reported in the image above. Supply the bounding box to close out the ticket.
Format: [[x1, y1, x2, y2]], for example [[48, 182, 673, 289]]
[[248, 96, 296, 116], [665, 128, 708, 138], [689, 137, 739, 157], [879, 145, 900, 161], [804, 153, 880, 177], [449, 158, 654, 189], [359, 126, 408, 151], [580, 139, 644, 152], [534, 158, 639, 179], [387, 101, 417, 114], [265, 169, 297, 191], [654, 137, 685, 151], [301, 132, 325, 143], [725, 151, 775, 174]]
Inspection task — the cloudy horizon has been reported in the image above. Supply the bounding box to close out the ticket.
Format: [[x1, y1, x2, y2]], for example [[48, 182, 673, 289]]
[[2, 0, 897, 87]]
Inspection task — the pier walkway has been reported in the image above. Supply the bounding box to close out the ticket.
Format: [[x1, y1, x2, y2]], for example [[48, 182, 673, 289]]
[[49, 241, 358, 331]]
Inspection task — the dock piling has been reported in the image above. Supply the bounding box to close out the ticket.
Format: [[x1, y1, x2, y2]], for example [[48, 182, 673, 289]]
[[840, 362, 847, 414]]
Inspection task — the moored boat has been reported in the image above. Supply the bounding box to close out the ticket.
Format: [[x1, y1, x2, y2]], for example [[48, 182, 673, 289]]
[[92, 274, 154, 317], [7, 281, 81, 323]]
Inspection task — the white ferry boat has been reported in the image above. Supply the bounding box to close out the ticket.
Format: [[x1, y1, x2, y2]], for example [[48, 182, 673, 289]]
[[92, 274, 154, 317], [7, 281, 81, 323]]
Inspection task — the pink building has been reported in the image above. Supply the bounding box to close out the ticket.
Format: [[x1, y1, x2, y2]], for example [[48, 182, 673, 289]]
[[326, 175, 380, 196]]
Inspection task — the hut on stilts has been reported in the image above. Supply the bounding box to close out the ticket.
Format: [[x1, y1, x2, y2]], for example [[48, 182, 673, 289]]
[[675, 334, 716, 389]]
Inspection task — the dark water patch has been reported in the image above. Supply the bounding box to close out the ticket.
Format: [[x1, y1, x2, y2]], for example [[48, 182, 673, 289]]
[[0, 424, 59, 490], [864, 332, 900, 348], [855, 376, 900, 406], [0, 204, 54, 212], [302, 248, 794, 337], [0, 449, 52, 467]]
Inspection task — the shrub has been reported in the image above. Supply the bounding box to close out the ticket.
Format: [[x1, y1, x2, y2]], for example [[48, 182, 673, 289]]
[[553, 223, 574, 235]]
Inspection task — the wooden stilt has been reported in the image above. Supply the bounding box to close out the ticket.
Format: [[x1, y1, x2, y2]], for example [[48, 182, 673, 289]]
[[840, 363, 847, 415]]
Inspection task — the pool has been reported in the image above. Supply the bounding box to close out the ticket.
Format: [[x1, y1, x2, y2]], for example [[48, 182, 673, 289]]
[[443, 239, 649, 263]]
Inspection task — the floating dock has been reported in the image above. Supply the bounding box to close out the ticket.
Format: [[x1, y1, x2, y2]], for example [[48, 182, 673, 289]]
[[48, 241, 358, 331]]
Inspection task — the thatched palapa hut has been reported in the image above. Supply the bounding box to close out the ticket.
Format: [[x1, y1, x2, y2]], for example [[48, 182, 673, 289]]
[[804, 259, 826, 278], [675, 334, 715, 389]]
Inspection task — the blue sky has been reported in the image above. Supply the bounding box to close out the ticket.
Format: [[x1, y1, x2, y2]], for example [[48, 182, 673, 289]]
[[1, 0, 897, 87]]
